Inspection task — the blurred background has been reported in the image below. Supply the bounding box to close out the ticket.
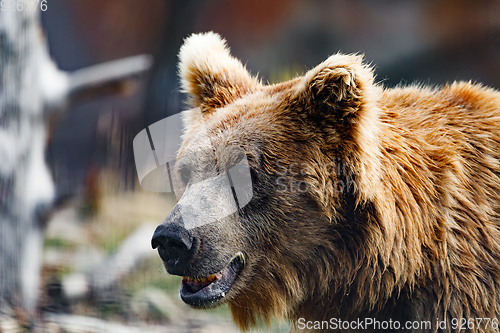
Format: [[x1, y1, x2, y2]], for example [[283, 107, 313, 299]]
[[2, 0, 500, 332], [43, 0, 500, 199]]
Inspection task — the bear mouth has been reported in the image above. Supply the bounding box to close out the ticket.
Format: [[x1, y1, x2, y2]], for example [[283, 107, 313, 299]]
[[180, 252, 244, 308]]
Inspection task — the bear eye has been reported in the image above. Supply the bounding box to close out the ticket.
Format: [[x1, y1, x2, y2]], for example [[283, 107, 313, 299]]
[[179, 166, 192, 185]]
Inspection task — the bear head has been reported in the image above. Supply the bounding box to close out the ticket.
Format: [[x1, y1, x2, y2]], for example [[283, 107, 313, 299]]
[[151, 32, 383, 329]]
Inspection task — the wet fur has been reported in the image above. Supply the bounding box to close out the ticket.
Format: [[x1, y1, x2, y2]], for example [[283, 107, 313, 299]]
[[176, 32, 500, 332]]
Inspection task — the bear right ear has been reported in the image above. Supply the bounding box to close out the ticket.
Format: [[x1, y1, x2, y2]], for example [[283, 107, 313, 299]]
[[178, 32, 259, 114]]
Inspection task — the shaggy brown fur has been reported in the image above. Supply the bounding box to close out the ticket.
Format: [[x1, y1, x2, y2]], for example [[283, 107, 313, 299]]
[[162, 32, 500, 332]]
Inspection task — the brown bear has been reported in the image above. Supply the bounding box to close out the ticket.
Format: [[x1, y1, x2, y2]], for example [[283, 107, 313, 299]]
[[150, 32, 500, 332]]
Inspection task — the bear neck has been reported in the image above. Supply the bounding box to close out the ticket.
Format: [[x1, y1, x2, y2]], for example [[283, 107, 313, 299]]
[[288, 111, 444, 326]]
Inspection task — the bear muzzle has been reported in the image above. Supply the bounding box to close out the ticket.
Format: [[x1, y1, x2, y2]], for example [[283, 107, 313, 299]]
[[151, 209, 246, 308]]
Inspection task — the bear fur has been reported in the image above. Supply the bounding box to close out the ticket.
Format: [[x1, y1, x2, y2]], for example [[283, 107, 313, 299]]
[[158, 32, 500, 332]]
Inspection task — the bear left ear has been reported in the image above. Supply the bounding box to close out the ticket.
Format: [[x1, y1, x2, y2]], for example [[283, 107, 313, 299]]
[[300, 54, 382, 201], [178, 32, 260, 113], [300, 54, 378, 124]]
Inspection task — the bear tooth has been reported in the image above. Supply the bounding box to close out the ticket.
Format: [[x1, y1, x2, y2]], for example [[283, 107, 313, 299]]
[[184, 274, 220, 283], [234, 251, 245, 265]]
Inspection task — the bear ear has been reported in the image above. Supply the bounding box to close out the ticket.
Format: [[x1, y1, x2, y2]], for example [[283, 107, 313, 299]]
[[300, 54, 382, 201], [300, 53, 377, 123], [178, 32, 259, 113]]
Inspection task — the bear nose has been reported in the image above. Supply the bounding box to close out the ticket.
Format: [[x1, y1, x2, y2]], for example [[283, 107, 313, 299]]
[[151, 224, 195, 268]]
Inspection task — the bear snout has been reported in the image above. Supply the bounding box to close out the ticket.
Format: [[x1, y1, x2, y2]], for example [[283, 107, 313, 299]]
[[151, 222, 197, 273]]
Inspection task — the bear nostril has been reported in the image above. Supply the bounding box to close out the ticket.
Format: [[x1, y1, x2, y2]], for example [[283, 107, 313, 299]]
[[151, 237, 162, 250], [151, 224, 195, 267], [155, 243, 169, 262]]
